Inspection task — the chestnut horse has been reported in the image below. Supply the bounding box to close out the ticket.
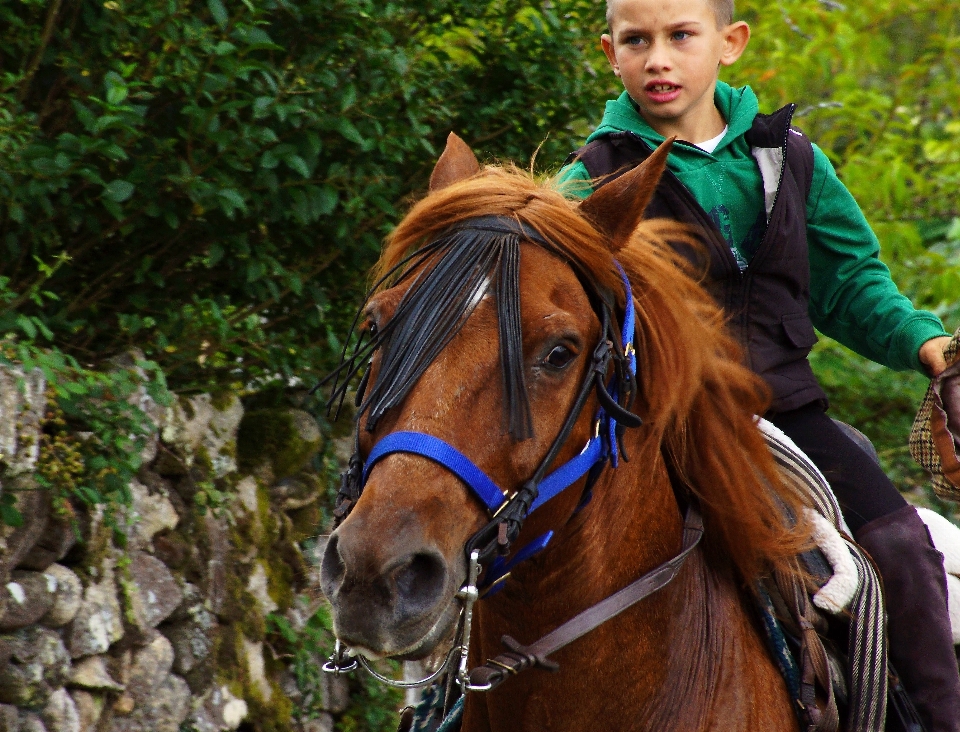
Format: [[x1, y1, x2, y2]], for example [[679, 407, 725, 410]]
[[320, 135, 814, 731]]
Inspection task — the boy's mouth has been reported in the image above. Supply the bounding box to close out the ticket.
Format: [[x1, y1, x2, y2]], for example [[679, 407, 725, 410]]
[[646, 82, 680, 93], [644, 80, 682, 104]]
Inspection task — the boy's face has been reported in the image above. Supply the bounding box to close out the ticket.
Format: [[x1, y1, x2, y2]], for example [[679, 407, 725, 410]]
[[602, 0, 749, 141]]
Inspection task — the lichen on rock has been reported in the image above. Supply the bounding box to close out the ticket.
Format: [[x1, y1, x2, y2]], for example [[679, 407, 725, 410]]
[[0, 626, 70, 708], [236, 409, 321, 482]]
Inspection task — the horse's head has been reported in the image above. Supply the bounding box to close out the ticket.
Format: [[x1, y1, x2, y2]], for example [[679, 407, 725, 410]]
[[320, 134, 672, 660]]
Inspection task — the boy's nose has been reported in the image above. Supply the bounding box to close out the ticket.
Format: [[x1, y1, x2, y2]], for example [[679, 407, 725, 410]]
[[644, 43, 672, 73]]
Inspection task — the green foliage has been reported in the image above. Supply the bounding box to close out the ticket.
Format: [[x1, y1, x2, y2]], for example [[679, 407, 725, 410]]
[[27, 349, 172, 532], [0, 0, 609, 396], [727, 1, 960, 325], [266, 598, 403, 731]]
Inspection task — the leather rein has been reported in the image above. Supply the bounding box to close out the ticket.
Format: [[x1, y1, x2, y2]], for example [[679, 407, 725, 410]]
[[323, 216, 703, 693]]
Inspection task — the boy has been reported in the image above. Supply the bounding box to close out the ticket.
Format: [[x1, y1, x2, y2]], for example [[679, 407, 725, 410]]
[[556, 0, 959, 729]]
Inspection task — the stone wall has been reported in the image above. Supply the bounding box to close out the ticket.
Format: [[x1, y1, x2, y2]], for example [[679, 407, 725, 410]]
[[0, 368, 353, 732]]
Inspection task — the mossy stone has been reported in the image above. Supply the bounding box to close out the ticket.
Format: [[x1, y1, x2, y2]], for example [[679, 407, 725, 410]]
[[236, 409, 322, 480]]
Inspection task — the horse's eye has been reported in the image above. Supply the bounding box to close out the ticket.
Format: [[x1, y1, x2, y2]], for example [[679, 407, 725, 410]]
[[545, 345, 575, 369], [366, 321, 378, 338]]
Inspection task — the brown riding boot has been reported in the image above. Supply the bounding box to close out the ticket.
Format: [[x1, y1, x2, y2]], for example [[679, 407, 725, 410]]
[[855, 505, 960, 732]]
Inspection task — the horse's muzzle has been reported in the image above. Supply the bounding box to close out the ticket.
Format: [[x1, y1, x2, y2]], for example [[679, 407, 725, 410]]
[[320, 523, 459, 657]]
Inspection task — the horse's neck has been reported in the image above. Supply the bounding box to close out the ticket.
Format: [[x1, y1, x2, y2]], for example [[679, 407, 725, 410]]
[[466, 456, 797, 731]]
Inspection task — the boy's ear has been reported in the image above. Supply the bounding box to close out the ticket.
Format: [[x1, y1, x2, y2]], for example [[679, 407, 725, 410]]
[[578, 138, 674, 251], [429, 132, 480, 192], [600, 34, 620, 77], [720, 21, 750, 67]]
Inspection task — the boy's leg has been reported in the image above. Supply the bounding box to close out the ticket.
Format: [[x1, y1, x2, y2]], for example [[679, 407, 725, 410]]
[[767, 403, 960, 732]]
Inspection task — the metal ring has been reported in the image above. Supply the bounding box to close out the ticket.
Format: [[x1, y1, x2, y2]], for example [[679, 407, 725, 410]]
[[354, 648, 457, 689], [322, 657, 358, 675]]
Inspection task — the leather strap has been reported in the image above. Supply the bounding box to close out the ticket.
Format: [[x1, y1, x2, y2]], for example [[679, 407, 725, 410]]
[[777, 569, 840, 732], [468, 502, 704, 691]]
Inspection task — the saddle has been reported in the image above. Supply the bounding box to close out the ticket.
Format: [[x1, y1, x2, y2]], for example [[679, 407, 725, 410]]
[[758, 419, 924, 732], [401, 421, 924, 732]]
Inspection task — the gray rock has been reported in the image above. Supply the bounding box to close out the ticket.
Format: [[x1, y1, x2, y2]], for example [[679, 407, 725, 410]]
[[68, 656, 124, 692], [41, 688, 80, 732], [279, 669, 301, 705], [270, 472, 323, 511], [163, 608, 217, 676], [245, 562, 277, 616], [125, 631, 173, 705], [40, 566, 82, 629], [242, 639, 272, 702], [163, 582, 201, 624], [66, 574, 123, 659], [18, 713, 47, 732], [0, 704, 17, 732], [207, 395, 243, 478], [122, 480, 178, 551], [160, 394, 242, 478], [106, 673, 189, 732], [321, 671, 350, 714], [122, 552, 182, 630], [0, 366, 45, 475], [0, 571, 56, 631], [69, 690, 102, 732], [300, 715, 334, 732], [0, 627, 70, 707], [16, 517, 77, 573], [0, 478, 50, 588], [203, 514, 229, 617], [186, 686, 248, 732], [237, 408, 321, 482]]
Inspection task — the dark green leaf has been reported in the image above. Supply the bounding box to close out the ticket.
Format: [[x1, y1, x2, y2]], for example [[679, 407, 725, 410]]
[[207, 0, 228, 28], [103, 180, 135, 203]]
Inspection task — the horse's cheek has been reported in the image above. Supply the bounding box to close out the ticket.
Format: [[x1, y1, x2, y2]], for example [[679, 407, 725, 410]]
[[520, 694, 551, 732]]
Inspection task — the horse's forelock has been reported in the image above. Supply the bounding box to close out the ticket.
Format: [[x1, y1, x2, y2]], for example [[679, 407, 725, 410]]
[[378, 166, 622, 298]]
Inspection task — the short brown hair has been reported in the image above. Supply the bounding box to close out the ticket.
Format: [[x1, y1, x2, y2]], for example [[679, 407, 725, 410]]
[[606, 0, 734, 29]]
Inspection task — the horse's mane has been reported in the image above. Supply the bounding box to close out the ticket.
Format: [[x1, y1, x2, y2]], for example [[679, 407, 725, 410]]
[[375, 164, 812, 583]]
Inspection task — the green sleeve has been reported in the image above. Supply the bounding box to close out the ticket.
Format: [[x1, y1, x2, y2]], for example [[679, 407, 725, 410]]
[[553, 159, 594, 200], [805, 144, 948, 373]]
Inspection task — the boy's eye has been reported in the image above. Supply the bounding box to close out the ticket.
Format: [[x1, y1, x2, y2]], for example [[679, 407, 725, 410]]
[[625, 35, 647, 46], [672, 30, 691, 41]]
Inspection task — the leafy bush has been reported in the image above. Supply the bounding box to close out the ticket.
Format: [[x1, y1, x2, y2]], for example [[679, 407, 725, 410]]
[[0, 0, 609, 396]]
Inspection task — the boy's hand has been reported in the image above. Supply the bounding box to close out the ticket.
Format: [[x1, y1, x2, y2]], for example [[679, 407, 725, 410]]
[[919, 336, 953, 377]]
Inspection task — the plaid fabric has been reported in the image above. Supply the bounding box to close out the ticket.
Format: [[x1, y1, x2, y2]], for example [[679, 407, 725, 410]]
[[910, 329, 960, 500]]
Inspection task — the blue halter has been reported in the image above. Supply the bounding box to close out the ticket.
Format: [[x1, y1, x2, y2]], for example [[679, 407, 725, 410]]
[[359, 261, 638, 555]]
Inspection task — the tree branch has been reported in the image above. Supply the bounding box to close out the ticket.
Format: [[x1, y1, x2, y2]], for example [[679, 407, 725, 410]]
[[17, 0, 64, 103]]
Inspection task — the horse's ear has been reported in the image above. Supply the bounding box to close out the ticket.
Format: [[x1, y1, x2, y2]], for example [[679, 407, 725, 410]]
[[429, 132, 480, 192], [578, 138, 674, 251]]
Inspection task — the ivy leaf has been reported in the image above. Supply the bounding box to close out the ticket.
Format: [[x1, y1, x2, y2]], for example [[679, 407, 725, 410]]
[[320, 186, 339, 216], [16, 314, 37, 339], [0, 493, 23, 528], [104, 71, 128, 105], [335, 119, 364, 145], [284, 154, 310, 178], [103, 180, 135, 203], [217, 188, 246, 212], [207, 0, 229, 28]]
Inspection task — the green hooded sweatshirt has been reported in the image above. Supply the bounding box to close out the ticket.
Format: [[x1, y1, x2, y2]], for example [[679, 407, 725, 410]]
[[556, 82, 947, 374]]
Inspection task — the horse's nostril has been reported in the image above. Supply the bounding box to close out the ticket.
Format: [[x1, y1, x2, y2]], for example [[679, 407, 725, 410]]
[[393, 552, 447, 616], [320, 534, 346, 597]]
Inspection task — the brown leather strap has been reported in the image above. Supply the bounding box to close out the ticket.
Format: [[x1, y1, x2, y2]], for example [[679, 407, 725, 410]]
[[779, 570, 840, 732], [468, 502, 704, 691]]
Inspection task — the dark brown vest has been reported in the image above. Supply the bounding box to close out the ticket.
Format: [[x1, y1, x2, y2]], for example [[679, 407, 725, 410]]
[[569, 104, 826, 413]]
